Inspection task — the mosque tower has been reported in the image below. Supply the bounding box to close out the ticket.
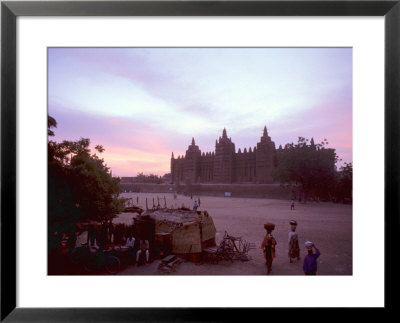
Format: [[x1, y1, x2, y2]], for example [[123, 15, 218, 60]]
[[213, 128, 236, 183], [183, 137, 202, 183], [255, 126, 276, 183]]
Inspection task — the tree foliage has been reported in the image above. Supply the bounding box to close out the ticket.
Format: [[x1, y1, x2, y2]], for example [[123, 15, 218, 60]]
[[135, 172, 163, 184], [334, 162, 353, 203], [274, 137, 339, 200], [48, 115, 124, 232]]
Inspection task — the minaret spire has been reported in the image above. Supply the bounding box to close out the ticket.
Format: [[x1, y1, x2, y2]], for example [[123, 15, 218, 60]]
[[222, 128, 227, 139], [263, 125, 268, 137]]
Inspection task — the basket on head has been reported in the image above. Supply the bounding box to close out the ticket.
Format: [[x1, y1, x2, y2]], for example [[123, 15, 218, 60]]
[[264, 222, 275, 231]]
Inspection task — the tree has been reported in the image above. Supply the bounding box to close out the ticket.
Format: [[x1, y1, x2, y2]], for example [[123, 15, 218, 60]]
[[48, 115, 125, 233], [162, 173, 172, 182], [135, 172, 163, 184], [334, 162, 353, 203], [274, 137, 338, 201], [48, 115, 57, 136]]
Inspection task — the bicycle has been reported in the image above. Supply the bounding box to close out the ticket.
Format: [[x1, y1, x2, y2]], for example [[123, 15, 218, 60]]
[[215, 231, 255, 262], [215, 236, 235, 262]]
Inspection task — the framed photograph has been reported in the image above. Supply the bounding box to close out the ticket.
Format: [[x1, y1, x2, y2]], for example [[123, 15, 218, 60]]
[[1, 0, 398, 321]]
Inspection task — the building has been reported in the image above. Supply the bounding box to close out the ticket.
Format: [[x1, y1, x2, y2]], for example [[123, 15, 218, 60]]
[[171, 126, 276, 184]]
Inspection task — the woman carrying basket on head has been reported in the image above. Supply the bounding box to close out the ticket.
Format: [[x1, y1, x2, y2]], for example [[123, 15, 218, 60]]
[[261, 222, 277, 275], [288, 220, 300, 263]]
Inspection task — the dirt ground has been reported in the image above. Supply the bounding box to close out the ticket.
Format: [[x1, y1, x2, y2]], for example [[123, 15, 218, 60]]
[[116, 192, 352, 276]]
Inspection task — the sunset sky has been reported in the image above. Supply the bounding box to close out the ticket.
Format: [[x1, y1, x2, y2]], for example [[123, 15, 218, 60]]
[[48, 47, 352, 177]]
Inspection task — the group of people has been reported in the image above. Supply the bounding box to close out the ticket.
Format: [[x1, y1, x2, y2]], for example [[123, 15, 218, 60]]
[[88, 234, 151, 265], [122, 235, 150, 265], [260, 220, 321, 275]]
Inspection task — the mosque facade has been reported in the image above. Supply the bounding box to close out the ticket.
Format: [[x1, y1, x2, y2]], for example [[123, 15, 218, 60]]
[[171, 126, 276, 184]]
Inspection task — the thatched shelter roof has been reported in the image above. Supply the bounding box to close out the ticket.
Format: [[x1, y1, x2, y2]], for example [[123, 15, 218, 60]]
[[137, 209, 216, 254]]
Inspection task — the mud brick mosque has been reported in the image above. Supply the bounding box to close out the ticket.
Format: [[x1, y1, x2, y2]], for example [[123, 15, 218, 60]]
[[171, 126, 276, 184]]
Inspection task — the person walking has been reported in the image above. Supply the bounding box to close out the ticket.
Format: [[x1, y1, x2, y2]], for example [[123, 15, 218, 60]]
[[193, 200, 198, 211], [290, 199, 295, 210], [288, 220, 300, 263], [261, 223, 277, 275], [303, 241, 320, 275]]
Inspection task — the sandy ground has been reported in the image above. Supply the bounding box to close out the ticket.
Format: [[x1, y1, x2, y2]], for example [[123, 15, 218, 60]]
[[115, 192, 352, 276]]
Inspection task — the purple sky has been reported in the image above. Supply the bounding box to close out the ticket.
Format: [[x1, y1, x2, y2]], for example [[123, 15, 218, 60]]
[[48, 48, 352, 177]]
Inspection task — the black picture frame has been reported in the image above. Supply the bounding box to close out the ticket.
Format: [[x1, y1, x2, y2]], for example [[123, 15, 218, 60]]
[[1, 0, 398, 321]]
